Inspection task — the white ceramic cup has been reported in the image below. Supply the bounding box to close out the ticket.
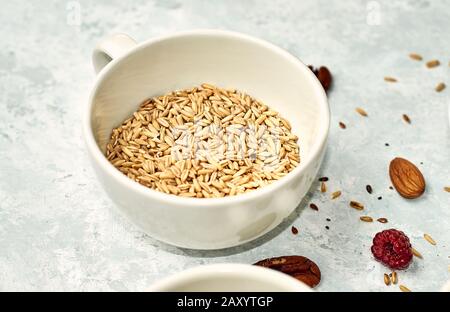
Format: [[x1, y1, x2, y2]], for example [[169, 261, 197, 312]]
[[147, 263, 312, 292], [85, 30, 329, 250]]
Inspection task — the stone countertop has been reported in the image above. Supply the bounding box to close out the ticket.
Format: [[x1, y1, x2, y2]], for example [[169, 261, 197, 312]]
[[0, 0, 449, 292]]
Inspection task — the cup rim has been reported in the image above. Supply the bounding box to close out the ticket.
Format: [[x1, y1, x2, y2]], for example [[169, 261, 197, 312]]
[[84, 29, 330, 207], [146, 263, 312, 292]]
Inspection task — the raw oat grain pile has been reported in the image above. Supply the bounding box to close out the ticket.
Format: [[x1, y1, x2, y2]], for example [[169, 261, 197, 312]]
[[106, 84, 300, 198]]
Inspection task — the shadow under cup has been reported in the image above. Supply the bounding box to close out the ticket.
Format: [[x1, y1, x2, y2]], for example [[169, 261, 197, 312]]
[[87, 31, 329, 249]]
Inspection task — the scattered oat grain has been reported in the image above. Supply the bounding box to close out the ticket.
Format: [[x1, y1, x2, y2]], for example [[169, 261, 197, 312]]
[[350, 201, 364, 210], [426, 59, 440, 68], [321, 182, 327, 193], [331, 191, 342, 199], [399, 285, 410, 292], [384, 273, 391, 286], [391, 272, 398, 284], [411, 247, 423, 259], [435, 82, 446, 92], [377, 218, 388, 224], [384, 77, 398, 83], [409, 53, 423, 61], [355, 107, 368, 117], [444, 186, 450, 193], [424, 233, 436, 246]]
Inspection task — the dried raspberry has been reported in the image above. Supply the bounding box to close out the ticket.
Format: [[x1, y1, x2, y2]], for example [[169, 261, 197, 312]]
[[371, 229, 413, 270]]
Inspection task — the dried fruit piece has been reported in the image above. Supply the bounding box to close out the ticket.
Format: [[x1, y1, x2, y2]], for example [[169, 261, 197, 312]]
[[317, 67, 332, 93], [384, 273, 391, 286], [411, 247, 423, 259], [360, 216, 373, 222], [444, 187, 450, 193], [402, 114, 411, 124], [371, 229, 413, 270], [377, 218, 388, 224], [435, 82, 446, 92], [423, 233, 436, 245], [309, 203, 319, 211], [350, 201, 364, 210], [254, 256, 321, 288], [318, 177, 329, 182], [389, 157, 425, 199], [384, 77, 398, 82], [339, 122, 346, 129], [366, 185, 373, 194], [355, 107, 368, 117], [399, 285, 411, 292], [426, 59, 440, 68], [409, 53, 423, 61], [331, 191, 342, 199], [291, 226, 299, 235], [309, 65, 332, 93]]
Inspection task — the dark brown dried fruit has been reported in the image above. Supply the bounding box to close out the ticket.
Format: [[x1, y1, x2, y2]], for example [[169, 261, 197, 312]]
[[254, 256, 321, 288], [366, 185, 373, 194], [309, 203, 319, 211], [308, 65, 332, 93], [291, 226, 299, 235], [402, 114, 411, 124], [389, 157, 425, 199], [318, 177, 329, 182], [339, 122, 346, 129]]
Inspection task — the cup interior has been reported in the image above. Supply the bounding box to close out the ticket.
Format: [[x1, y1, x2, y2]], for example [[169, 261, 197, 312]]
[[89, 31, 328, 169]]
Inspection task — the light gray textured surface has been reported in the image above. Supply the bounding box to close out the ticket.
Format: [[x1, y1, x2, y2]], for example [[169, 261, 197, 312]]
[[0, 0, 449, 292]]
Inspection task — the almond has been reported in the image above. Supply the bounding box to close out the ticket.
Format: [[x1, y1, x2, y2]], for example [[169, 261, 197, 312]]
[[389, 157, 425, 199]]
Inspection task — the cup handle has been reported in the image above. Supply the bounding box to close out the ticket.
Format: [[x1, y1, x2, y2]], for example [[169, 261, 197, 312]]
[[92, 33, 137, 74]]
